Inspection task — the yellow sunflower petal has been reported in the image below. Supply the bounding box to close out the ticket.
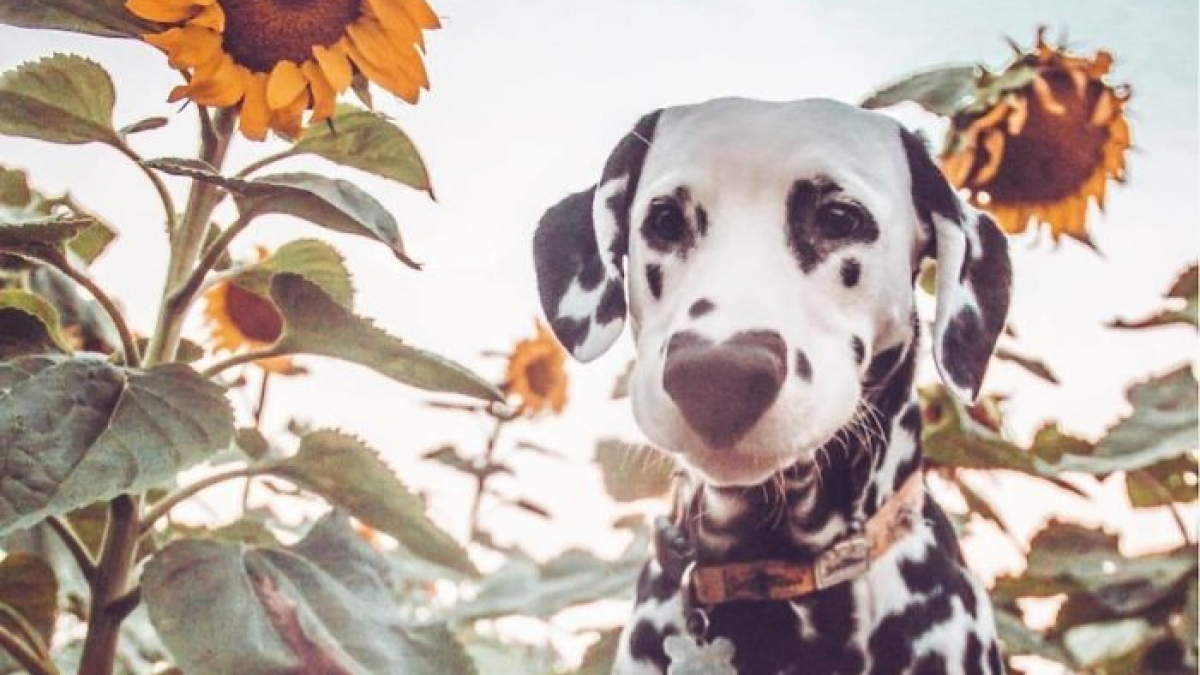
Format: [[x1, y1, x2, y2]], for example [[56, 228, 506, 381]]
[[345, 22, 420, 101], [144, 26, 223, 69], [1031, 75, 1066, 115], [127, 0, 207, 23], [366, 0, 422, 46], [186, 55, 247, 108], [270, 87, 310, 139], [239, 71, 271, 141], [973, 130, 1007, 185], [312, 42, 354, 92], [267, 60, 307, 110], [400, 0, 441, 29], [302, 61, 336, 124]]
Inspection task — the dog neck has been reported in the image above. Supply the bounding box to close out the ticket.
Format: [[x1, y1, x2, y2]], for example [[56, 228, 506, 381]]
[[668, 336, 923, 567]]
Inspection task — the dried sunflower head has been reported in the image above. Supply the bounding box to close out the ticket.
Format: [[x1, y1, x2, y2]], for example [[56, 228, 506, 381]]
[[128, 0, 440, 140], [502, 321, 569, 417], [941, 28, 1131, 245]]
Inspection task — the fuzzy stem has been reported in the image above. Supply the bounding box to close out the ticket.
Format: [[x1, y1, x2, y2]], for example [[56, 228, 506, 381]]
[[46, 515, 97, 583], [38, 249, 141, 366], [234, 148, 298, 178], [111, 140, 178, 233], [139, 464, 278, 536], [78, 495, 140, 675], [200, 345, 290, 379], [165, 210, 255, 318], [466, 416, 507, 542]]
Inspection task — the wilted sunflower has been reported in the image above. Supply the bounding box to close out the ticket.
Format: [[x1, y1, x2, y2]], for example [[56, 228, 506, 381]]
[[502, 321, 568, 416], [940, 29, 1131, 244], [128, 0, 440, 140], [202, 262, 295, 372]]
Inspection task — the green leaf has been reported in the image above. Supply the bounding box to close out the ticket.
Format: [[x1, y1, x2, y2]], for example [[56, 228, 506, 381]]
[[119, 116, 168, 136], [0, 165, 116, 265], [1125, 456, 1198, 508], [1063, 619, 1160, 669], [145, 159, 419, 268], [231, 238, 354, 307], [861, 65, 979, 116], [0, 289, 72, 357], [446, 533, 648, 622], [0, 554, 57, 643], [0, 54, 120, 146], [1057, 367, 1198, 475], [0, 356, 234, 536], [270, 273, 503, 401], [993, 607, 1070, 664], [268, 430, 478, 577], [594, 439, 674, 502], [235, 427, 271, 461], [144, 511, 475, 675], [0, 0, 156, 39], [290, 105, 433, 195]]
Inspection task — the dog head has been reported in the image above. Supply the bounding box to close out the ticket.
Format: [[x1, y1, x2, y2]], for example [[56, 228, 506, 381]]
[[534, 98, 1011, 486]]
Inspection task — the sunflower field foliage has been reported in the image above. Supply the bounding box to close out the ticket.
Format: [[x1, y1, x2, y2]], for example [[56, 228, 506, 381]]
[[0, 3, 1194, 675]]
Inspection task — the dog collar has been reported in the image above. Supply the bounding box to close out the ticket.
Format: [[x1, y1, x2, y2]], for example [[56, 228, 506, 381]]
[[677, 471, 926, 606]]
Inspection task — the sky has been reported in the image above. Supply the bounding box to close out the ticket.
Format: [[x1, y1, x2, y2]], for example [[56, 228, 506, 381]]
[[0, 0, 1196, 664]]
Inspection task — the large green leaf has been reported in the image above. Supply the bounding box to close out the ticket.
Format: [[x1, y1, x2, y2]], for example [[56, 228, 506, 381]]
[[290, 105, 433, 195], [0, 55, 120, 146], [270, 274, 502, 402], [268, 430, 477, 577], [0, 554, 57, 643], [146, 159, 419, 267], [0, 356, 233, 536], [1062, 619, 1161, 670], [1057, 367, 1198, 475], [446, 533, 648, 622], [0, 0, 156, 38], [992, 607, 1070, 664], [230, 238, 354, 307], [0, 289, 72, 357], [593, 439, 674, 503], [861, 65, 979, 116], [1125, 455, 1198, 508], [144, 511, 475, 675]]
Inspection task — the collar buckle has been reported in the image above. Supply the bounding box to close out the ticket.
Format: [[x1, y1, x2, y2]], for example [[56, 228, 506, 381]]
[[813, 535, 870, 589]]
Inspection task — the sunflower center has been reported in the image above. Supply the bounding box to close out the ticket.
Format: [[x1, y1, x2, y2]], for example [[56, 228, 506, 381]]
[[524, 357, 558, 399], [219, 0, 363, 72], [224, 283, 284, 343], [980, 70, 1111, 203]]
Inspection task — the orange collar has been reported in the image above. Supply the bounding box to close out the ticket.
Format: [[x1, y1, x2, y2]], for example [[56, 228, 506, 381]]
[[680, 472, 926, 605]]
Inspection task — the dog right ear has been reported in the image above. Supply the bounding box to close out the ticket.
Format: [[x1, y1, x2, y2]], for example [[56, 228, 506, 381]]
[[532, 111, 661, 362]]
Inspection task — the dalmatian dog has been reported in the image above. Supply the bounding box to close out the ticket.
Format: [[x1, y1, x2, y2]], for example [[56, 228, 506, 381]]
[[533, 98, 1010, 675]]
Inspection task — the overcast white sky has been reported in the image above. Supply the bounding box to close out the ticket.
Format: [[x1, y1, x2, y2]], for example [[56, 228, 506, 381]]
[[0, 0, 1195, 614]]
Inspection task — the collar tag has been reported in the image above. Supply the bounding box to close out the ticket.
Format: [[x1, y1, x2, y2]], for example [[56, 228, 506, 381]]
[[813, 535, 869, 589]]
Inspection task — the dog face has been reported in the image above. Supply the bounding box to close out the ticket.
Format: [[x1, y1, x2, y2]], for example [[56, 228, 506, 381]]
[[534, 98, 1010, 486]]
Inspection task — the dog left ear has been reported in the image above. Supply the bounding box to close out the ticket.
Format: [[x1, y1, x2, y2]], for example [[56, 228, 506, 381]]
[[901, 129, 1012, 401], [532, 111, 662, 362]]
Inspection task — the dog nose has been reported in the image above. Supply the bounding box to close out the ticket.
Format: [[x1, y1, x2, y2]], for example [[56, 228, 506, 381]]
[[662, 330, 787, 448]]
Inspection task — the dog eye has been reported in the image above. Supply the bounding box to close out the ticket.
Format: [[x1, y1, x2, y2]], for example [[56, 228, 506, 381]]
[[817, 202, 866, 237], [643, 201, 689, 245]]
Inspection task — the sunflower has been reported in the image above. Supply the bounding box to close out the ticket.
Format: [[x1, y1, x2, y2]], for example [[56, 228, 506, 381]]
[[128, 0, 440, 140], [502, 321, 569, 416], [940, 28, 1130, 245], [202, 257, 295, 372]]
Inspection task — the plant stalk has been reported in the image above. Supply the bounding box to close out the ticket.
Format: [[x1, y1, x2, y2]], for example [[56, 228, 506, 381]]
[[0, 623, 58, 675], [139, 464, 276, 536], [38, 249, 141, 366], [78, 495, 140, 675], [466, 416, 507, 542]]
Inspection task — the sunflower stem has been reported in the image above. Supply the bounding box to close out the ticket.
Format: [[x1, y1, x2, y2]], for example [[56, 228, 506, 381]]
[[34, 248, 141, 367], [78, 495, 141, 675], [145, 107, 237, 367], [46, 515, 97, 584], [167, 210, 255, 317], [140, 463, 280, 537], [110, 139, 179, 234], [466, 416, 508, 543], [201, 345, 290, 379], [234, 148, 299, 178]]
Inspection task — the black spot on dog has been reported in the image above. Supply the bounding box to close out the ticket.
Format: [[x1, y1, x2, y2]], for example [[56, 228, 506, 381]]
[[549, 316, 590, 354], [867, 592, 954, 675], [696, 203, 710, 237], [645, 264, 663, 299], [794, 348, 812, 381], [965, 633, 985, 675], [786, 177, 880, 273], [841, 257, 861, 287], [912, 652, 949, 675], [940, 307, 984, 391], [899, 403, 921, 434], [596, 279, 627, 325], [851, 336, 866, 365], [599, 111, 663, 263], [865, 343, 905, 385], [900, 128, 962, 226], [533, 188, 604, 334], [689, 298, 714, 318], [987, 642, 1003, 674], [629, 620, 675, 671]]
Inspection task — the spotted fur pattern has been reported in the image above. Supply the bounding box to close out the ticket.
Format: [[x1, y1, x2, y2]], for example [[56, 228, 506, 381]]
[[531, 98, 1011, 674]]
